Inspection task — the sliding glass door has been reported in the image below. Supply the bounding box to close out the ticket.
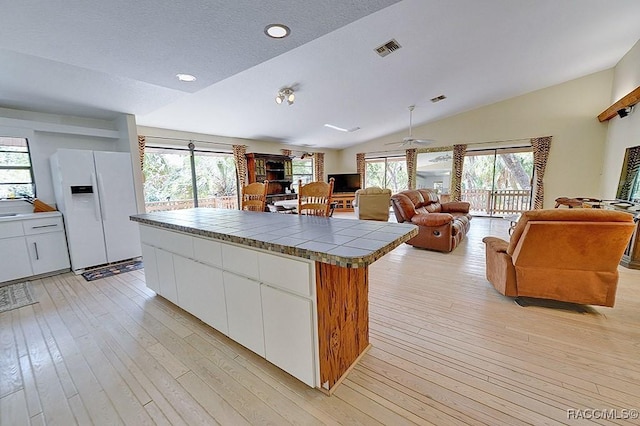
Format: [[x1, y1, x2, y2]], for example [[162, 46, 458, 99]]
[[365, 156, 408, 192], [143, 146, 238, 212], [462, 147, 533, 216]]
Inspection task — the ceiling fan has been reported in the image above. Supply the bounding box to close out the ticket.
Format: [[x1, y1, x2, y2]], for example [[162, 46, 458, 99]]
[[386, 105, 435, 146]]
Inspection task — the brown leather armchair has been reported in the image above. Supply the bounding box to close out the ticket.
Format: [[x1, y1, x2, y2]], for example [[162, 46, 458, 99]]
[[391, 189, 471, 252], [482, 209, 635, 307], [353, 187, 391, 221]]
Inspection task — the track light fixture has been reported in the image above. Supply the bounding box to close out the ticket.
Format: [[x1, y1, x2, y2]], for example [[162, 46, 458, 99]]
[[275, 88, 295, 105], [617, 104, 635, 118]]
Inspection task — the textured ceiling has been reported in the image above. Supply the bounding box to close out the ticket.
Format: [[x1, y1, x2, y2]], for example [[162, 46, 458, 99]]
[[2, 0, 640, 149]]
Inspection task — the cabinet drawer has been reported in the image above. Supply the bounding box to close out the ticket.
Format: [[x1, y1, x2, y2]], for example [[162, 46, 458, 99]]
[[222, 244, 259, 279], [0, 221, 25, 238], [193, 237, 222, 267], [258, 252, 312, 297], [22, 217, 64, 235], [140, 226, 193, 258]]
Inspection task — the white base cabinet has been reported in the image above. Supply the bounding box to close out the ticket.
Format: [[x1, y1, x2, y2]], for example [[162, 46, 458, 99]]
[[261, 284, 315, 387], [174, 256, 228, 335], [0, 236, 32, 283], [0, 213, 70, 284], [139, 225, 318, 388]]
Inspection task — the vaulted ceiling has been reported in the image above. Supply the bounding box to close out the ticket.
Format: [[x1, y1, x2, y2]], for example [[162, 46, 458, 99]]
[[2, 0, 640, 149]]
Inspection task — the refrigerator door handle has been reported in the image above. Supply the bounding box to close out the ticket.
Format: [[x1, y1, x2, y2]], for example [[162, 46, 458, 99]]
[[97, 173, 107, 221], [90, 173, 101, 221]]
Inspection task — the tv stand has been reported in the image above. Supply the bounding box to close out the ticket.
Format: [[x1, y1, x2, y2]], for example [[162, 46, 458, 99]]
[[332, 193, 355, 212]]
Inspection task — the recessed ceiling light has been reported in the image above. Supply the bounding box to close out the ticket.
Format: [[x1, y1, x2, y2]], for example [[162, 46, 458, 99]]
[[176, 73, 197, 82], [265, 24, 290, 39]]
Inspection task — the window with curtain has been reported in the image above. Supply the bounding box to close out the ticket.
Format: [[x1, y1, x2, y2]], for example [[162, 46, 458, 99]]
[[365, 155, 408, 193], [0, 137, 35, 199], [292, 157, 313, 192], [143, 146, 237, 212]]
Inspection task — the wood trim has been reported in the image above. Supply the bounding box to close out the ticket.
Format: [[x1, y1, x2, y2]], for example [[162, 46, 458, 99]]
[[598, 85, 640, 122], [315, 262, 369, 392]]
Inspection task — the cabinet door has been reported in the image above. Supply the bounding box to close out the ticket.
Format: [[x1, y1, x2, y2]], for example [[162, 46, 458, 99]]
[[284, 159, 293, 180], [223, 271, 264, 356], [26, 232, 70, 275], [174, 256, 228, 335], [261, 285, 315, 387], [0, 237, 32, 283], [156, 249, 177, 303], [140, 243, 160, 293]]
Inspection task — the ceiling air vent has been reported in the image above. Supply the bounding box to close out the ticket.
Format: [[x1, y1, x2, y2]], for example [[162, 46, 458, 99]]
[[374, 39, 402, 57], [430, 95, 447, 103]]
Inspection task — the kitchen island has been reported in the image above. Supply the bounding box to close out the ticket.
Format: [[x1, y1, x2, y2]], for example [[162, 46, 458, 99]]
[[131, 208, 417, 393]]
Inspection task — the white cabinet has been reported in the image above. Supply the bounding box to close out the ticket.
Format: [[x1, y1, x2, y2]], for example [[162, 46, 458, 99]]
[[174, 256, 228, 335], [0, 213, 69, 284], [26, 232, 70, 275], [0, 236, 32, 283], [156, 248, 177, 303], [140, 243, 160, 293], [136, 224, 318, 387], [261, 284, 315, 387], [224, 271, 265, 357]]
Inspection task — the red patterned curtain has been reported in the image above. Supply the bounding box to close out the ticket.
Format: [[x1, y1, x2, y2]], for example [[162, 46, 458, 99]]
[[232, 145, 247, 189], [356, 153, 366, 188], [451, 144, 467, 201], [314, 152, 325, 181], [406, 148, 417, 190], [531, 136, 552, 209]]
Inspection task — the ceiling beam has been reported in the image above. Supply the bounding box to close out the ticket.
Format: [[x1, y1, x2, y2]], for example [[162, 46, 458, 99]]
[[598, 86, 640, 122]]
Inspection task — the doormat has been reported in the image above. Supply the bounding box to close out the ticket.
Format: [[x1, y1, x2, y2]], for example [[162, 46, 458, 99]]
[[82, 260, 143, 281], [0, 282, 37, 313]]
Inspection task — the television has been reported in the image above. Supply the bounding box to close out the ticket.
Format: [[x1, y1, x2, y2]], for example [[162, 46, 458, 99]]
[[328, 173, 361, 193]]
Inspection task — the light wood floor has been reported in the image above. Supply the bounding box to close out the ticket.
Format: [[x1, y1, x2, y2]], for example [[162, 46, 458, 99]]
[[2, 217, 640, 425]]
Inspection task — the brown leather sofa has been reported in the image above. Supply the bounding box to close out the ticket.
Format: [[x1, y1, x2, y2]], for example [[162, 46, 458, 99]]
[[482, 209, 635, 307], [390, 189, 471, 252]]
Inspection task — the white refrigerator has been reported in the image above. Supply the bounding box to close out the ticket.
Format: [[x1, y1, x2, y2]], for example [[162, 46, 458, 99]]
[[50, 149, 141, 272]]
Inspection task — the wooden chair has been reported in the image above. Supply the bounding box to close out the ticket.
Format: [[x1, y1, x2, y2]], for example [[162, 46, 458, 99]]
[[297, 178, 334, 216], [241, 181, 268, 212]]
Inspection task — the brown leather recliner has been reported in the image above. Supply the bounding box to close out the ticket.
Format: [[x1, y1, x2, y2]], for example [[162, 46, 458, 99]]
[[391, 189, 472, 252], [482, 209, 635, 307]]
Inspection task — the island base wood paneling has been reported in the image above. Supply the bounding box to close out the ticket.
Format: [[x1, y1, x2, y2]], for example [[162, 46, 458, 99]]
[[316, 262, 369, 393]]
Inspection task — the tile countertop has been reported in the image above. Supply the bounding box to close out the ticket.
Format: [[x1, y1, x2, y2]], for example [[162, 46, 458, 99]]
[[0, 211, 62, 223], [131, 208, 418, 268]]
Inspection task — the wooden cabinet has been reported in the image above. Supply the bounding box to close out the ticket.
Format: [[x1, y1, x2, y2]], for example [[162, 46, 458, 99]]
[[332, 193, 356, 212], [245, 153, 295, 201]]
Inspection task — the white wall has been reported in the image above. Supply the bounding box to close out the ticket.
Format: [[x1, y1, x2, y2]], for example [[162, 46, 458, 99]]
[[0, 108, 137, 207], [601, 39, 640, 198], [338, 70, 614, 208]]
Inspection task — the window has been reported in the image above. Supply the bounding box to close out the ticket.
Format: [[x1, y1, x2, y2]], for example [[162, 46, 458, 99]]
[[143, 146, 237, 212], [0, 137, 35, 199], [292, 157, 313, 192], [365, 155, 407, 193]]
